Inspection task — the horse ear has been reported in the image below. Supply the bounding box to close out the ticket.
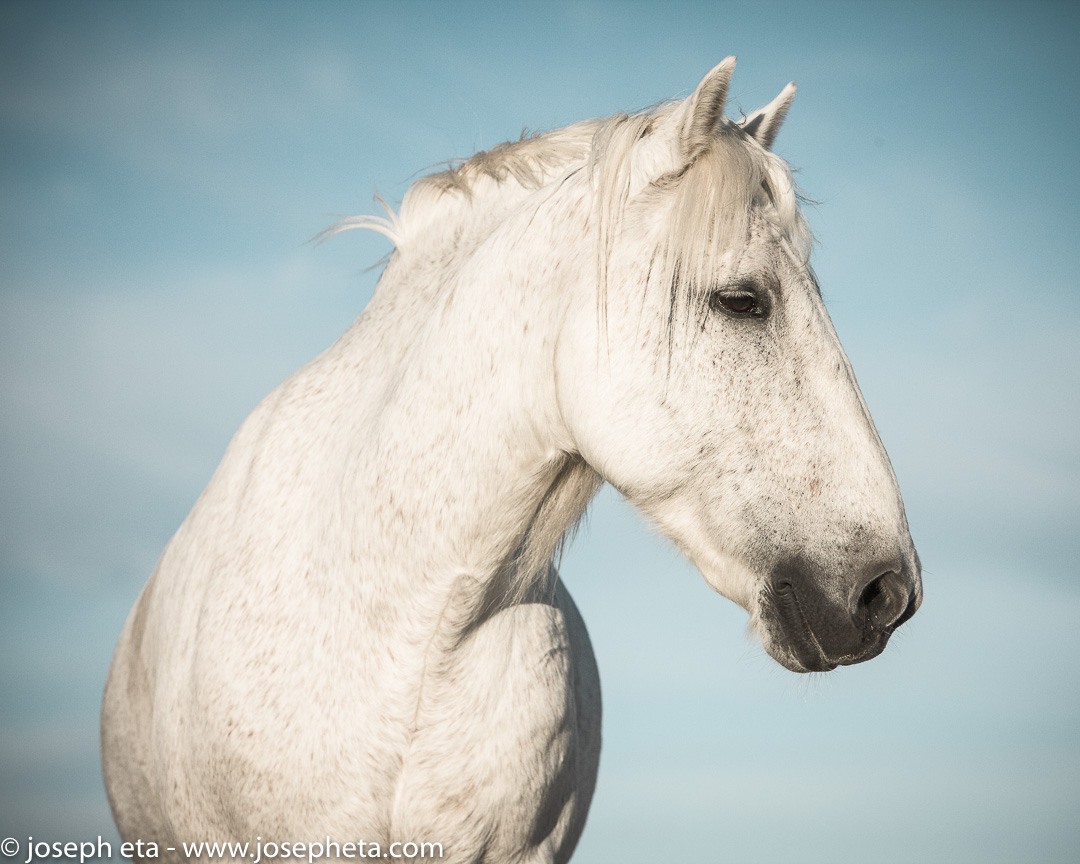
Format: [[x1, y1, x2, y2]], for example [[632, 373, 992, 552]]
[[678, 57, 737, 161], [738, 82, 796, 150]]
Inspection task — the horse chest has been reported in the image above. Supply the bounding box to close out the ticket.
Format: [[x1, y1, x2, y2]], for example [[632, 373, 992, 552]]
[[386, 593, 599, 861]]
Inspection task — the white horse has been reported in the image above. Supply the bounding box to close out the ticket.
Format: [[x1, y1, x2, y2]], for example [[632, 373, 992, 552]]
[[103, 59, 921, 863]]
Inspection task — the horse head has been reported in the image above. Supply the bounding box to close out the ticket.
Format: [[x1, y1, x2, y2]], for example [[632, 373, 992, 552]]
[[554, 59, 921, 671]]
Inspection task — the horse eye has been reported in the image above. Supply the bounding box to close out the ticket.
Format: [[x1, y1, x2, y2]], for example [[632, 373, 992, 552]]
[[709, 290, 763, 317]]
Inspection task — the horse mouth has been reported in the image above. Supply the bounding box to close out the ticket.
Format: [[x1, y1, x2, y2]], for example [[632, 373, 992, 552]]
[[769, 581, 837, 672], [766, 581, 896, 673]]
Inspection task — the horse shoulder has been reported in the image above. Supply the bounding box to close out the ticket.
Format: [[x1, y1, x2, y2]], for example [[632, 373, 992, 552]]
[[104, 353, 410, 838]]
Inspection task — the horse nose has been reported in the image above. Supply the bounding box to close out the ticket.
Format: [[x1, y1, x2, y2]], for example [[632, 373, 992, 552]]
[[852, 566, 917, 631]]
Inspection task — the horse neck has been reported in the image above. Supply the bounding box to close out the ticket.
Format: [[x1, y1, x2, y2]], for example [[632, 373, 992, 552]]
[[342, 222, 598, 617]]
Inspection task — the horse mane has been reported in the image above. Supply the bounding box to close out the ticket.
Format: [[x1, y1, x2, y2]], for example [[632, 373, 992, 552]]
[[328, 100, 809, 284], [420, 119, 605, 198], [324, 116, 604, 253]]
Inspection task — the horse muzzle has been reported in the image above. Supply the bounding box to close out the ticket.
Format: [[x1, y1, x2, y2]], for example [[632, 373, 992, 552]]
[[761, 553, 922, 673]]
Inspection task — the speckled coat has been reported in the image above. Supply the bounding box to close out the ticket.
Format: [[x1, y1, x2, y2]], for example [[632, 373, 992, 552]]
[[102, 59, 920, 863]]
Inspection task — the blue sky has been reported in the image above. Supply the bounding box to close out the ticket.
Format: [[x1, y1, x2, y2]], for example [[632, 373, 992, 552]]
[[2, 1, 1078, 862]]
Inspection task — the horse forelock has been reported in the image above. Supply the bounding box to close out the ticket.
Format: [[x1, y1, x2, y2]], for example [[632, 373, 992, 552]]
[[648, 126, 812, 342]]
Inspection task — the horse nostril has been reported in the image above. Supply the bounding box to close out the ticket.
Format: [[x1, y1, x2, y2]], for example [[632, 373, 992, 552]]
[[856, 570, 911, 631]]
